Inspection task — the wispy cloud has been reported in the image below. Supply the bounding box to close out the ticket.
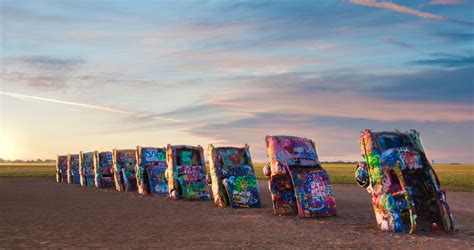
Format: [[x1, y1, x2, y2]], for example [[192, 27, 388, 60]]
[[410, 53, 474, 68], [381, 37, 414, 48], [14, 56, 85, 71], [4, 56, 85, 90], [433, 32, 474, 42], [198, 67, 474, 122], [349, 0, 445, 21], [428, 0, 463, 5]]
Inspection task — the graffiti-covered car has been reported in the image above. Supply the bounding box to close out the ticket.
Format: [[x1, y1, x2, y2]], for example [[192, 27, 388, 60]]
[[166, 145, 210, 200], [356, 129, 454, 233], [67, 154, 81, 185], [136, 146, 168, 196], [113, 149, 138, 192], [263, 135, 337, 218], [207, 144, 261, 208], [79, 151, 96, 187], [94, 151, 115, 189], [56, 155, 68, 183]]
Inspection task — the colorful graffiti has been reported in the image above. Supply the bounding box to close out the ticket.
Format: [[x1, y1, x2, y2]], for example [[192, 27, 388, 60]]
[[358, 129, 454, 233], [79, 151, 96, 187], [113, 149, 138, 192], [223, 174, 260, 208], [269, 174, 297, 215], [136, 146, 168, 196], [265, 135, 337, 217], [95, 151, 115, 189], [56, 155, 68, 183], [208, 145, 261, 208], [167, 145, 210, 200], [290, 168, 337, 217], [67, 154, 81, 185]]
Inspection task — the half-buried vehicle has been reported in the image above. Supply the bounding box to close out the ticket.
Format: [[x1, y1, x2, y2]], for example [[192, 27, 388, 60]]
[[166, 145, 210, 200], [207, 144, 261, 208], [113, 149, 138, 192], [136, 146, 168, 196], [56, 155, 68, 183], [94, 151, 115, 189], [355, 129, 454, 233], [263, 135, 337, 218], [67, 154, 81, 185], [79, 151, 96, 187]]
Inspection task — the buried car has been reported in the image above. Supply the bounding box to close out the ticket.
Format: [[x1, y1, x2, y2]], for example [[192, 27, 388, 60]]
[[113, 149, 138, 192], [94, 151, 115, 189], [136, 146, 168, 196], [356, 129, 454, 233], [166, 145, 210, 200], [67, 154, 81, 185], [79, 151, 96, 187], [56, 155, 68, 183], [207, 144, 261, 208], [263, 135, 337, 218]]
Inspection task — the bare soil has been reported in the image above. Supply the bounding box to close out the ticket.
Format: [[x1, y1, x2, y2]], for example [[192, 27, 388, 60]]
[[0, 178, 473, 248]]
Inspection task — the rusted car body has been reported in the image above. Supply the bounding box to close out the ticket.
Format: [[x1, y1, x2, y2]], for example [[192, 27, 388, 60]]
[[264, 135, 337, 218], [113, 149, 138, 192], [67, 154, 81, 185], [208, 144, 261, 208], [94, 151, 115, 189], [136, 146, 168, 196], [356, 129, 454, 233], [166, 145, 210, 200], [79, 151, 96, 187]]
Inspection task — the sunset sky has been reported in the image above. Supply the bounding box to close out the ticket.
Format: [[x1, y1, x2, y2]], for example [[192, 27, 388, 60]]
[[1, 0, 473, 163]]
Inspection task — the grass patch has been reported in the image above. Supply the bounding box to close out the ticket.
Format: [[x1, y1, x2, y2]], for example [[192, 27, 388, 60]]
[[0, 163, 56, 177], [253, 163, 474, 192], [1, 163, 473, 192]]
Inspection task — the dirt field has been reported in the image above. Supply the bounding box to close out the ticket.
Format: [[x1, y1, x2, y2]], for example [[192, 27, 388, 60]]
[[0, 178, 473, 248]]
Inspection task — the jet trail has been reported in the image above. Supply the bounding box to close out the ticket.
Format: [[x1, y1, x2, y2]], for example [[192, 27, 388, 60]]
[[0, 91, 184, 123]]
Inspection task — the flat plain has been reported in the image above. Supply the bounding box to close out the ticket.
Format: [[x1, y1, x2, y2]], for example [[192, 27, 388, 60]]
[[0, 177, 473, 248]]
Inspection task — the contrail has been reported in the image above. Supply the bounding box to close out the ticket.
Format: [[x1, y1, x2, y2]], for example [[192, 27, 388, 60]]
[[0, 91, 184, 123], [350, 0, 445, 21]]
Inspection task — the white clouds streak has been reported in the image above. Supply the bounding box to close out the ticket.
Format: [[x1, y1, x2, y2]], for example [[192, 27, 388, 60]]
[[350, 0, 445, 21], [0, 91, 184, 123]]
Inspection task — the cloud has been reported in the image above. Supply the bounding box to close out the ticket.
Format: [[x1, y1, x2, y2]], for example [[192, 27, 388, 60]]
[[152, 49, 316, 74], [5, 56, 85, 78], [156, 68, 474, 139], [3, 56, 85, 90], [224, 66, 474, 104], [433, 32, 474, 42], [380, 37, 414, 48], [410, 53, 474, 68], [2, 72, 68, 90], [226, 92, 473, 122], [428, 0, 463, 5], [15, 56, 85, 71], [367, 66, 474, 103], [349, 0, 445, 21]]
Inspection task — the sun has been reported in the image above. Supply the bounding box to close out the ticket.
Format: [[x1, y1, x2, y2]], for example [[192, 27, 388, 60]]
[[0, 131, 18, 160]]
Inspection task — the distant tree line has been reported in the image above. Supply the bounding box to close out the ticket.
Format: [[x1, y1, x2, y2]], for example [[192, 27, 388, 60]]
[[0, 158, 56, 163], [320, 161, 359, 164]]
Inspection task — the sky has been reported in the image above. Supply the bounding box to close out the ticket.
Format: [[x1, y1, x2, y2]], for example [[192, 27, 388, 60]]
[[0, 0, 473, 163]]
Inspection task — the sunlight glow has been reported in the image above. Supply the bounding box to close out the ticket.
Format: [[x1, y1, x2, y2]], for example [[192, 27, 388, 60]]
[[0, 131, 17, 160]]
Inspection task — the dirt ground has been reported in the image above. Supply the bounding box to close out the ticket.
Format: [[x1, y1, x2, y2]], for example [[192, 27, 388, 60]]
[[0, 178, 473, 248]]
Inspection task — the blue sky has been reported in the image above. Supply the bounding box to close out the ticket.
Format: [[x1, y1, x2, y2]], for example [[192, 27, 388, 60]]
[[1, 0, 473, 163]]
